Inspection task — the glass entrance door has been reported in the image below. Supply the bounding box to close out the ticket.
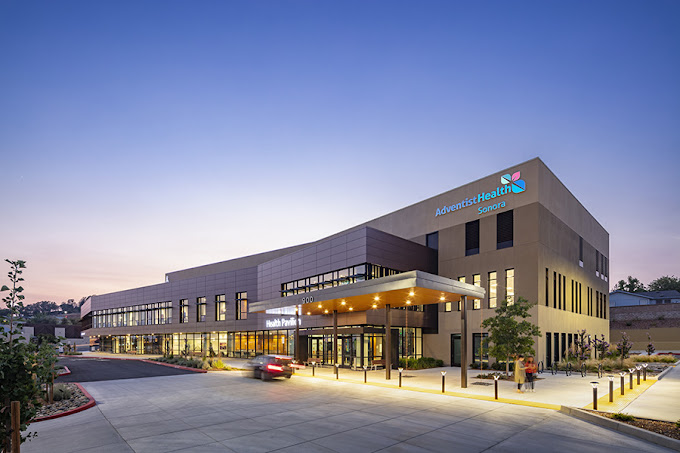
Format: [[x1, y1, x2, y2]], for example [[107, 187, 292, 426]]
[[451, 334, 461, 366]]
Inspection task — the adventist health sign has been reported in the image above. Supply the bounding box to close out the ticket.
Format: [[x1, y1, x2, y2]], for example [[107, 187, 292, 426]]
[[435, 171, 526, 217]]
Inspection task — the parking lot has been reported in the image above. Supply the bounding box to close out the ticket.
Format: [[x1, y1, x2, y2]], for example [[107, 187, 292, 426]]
[[26, 369, 675, 453], [56, 357, 197, 382]]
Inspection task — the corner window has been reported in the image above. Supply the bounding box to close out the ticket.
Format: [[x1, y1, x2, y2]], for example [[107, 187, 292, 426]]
[[426, 231, 439, 250]]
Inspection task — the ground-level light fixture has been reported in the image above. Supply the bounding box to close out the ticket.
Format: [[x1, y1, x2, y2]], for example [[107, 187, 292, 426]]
[[311, 361, 316, 376], [628, 368, 635, 389], [636, 365, 642, 385], [619, 372, 626, 395], [441, 371, 447, 393], [642, 363, 648, 381], [607, 375, 614, 402], [590, 381, 599, 410], [493, 373, 500, 399], [398, 367, 404, 387], [335, 363, 340, 380], [363, 365, 368, 383]]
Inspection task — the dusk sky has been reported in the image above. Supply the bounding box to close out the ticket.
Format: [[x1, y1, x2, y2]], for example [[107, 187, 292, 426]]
[[1, 1, 678, 305]]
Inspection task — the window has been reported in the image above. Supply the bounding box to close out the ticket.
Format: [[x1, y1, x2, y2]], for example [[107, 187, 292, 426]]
[[505, 269, 514, 305], [578, 282, 582, 314], [197, 297, 206, 322], [496, 210, 513, 249], [553, 272, 557, 308], [488, 271, 497, 308], [473, 274, 481, 309], [596, 250, 600, 276], [236, 292, 248, 320], [426, 231, 439, 250], [444, 301, 452, 312], [562, 275, 566, 311], [558, 273, 562, 310], [180, 299, 189, 324], [216, 294, 226, 321], [545, 268, 549, 306], [579, 236, 584, 267], [465, 220, 479, 256], [571, 280, 574, 312]]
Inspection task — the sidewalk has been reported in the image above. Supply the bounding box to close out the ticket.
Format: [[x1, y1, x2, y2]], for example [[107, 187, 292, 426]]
[[77, 352, 678, 419]]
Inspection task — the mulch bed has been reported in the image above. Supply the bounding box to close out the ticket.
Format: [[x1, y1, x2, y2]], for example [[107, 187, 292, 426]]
[[587, 410, 680, 441]]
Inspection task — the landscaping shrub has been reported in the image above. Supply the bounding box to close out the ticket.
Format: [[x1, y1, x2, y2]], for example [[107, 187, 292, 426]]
[[633, 355, 676, 363], [397, 357, 443, 370], [52, 384, 72, 402], [212, 359, 225, 369], [612, 413, 635, 422]]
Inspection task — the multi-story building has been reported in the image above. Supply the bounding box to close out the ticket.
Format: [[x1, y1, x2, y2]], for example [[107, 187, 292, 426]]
[[82, 157, 609, 372]]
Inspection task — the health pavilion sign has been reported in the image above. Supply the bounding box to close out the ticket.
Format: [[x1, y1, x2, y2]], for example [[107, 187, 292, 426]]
[[435, 171, 526, 217]]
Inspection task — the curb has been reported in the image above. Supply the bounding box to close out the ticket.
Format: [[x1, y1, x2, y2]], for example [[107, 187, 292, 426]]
[[57, 366, 71, 376], [32, 383, 96, 423], [560, 406, 680, 452], [657, 364, 677, 381]]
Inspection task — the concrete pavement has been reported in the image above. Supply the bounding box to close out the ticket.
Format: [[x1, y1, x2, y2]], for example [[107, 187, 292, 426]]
[[23, 371, 676, 453]]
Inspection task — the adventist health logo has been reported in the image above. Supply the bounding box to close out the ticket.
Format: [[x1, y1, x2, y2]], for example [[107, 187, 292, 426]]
[[435, 171, 526, 217]]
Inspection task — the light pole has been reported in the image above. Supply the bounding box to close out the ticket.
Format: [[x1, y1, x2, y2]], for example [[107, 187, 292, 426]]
[[441, 371, 447, 393], [607, 375, 614, 402], [590, 381, 599, 410]]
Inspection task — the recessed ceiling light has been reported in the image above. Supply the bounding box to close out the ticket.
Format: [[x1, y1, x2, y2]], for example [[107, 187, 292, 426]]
[[406, 300, 411, 304], [374, 296, 379, 301], [324, 309, 329, 314], [341, 301, 346, 305], [349, 307, 353, 311], [409, 291, 415, 297], [372, 304, 377, 308]]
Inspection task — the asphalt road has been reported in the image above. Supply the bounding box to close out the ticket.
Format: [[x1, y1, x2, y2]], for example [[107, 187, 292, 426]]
[[56, 357, 197, 382]]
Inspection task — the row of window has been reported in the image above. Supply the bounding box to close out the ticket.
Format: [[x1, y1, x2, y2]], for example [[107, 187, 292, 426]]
[[578, 236, 609, 281], [465, 210, 514, 256], [92, 301, 172, 328], [280, 263, 400, 297], [444, 269, 514, 312], [178, 292, 250, 323], [544, 268, 607, 319]]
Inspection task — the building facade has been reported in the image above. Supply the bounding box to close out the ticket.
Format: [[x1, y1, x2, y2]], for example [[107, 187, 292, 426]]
[[82, 157, 609, 369]]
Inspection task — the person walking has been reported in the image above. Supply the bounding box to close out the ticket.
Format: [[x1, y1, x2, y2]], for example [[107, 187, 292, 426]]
[[525, 356, 537, 392], [514, 355, 526, 393]]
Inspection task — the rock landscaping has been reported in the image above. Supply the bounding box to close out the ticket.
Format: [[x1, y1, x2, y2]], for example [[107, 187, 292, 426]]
[[34, 384, 90, 420]]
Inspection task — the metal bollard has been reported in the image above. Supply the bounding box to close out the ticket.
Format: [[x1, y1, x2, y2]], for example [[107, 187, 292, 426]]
[[629, 368, 634, 389], [591, 382, 598, 410], [335, 364, 339, 380], [608, 375, 614, 402], [363, 365, 367, 383], [312, 361, 316, 377], [494, 374, 500, 400], [643, 363, 647, 381], [398, 368, 403, 388], [441, 371, 447, 393], [620, 372, 625, 395], [636, 366, 641, 385]]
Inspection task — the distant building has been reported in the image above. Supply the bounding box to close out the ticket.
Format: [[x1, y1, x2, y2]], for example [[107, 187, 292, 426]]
[[609, 290, 680, 353]]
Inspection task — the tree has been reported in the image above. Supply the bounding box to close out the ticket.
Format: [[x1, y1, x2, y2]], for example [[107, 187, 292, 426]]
[[648, 275, 680, 292], [1, 259, 40, 452], [614, 276, 646, 293], [617, 332, 633, 362], [646, 332, 655, 356], [481, 297, 541, 375]]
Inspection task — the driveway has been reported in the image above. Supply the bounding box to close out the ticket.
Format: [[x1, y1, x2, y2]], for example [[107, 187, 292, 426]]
[[56, 357, 197, 382], [25, 371, 674, 453]]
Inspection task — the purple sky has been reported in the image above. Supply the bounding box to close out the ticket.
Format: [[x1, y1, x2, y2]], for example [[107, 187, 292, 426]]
[[1, 1, 678, 304]]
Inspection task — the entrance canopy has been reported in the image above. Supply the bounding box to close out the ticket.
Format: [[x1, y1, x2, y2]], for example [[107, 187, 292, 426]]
[[250, 270, 486, 315]]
